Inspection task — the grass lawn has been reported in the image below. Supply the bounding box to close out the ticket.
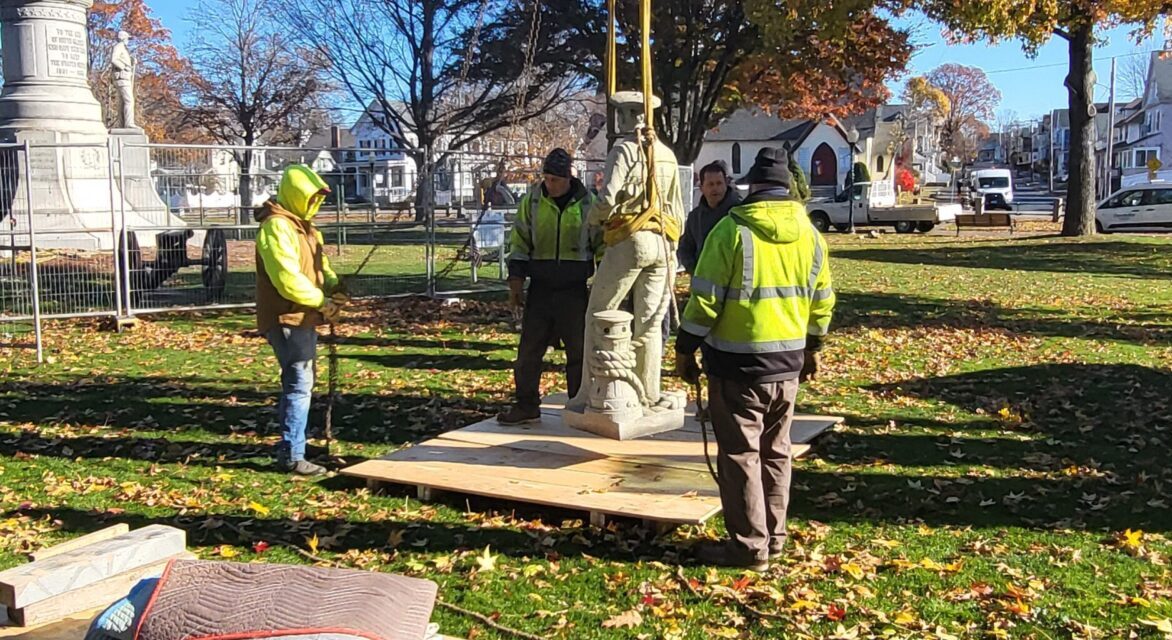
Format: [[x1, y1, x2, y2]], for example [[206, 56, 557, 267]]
[[2, 231, 1171, 639]]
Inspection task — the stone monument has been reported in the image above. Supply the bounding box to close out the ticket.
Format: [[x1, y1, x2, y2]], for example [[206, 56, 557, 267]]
[[0, 0, 180, 249], [562, 91, 687, 441]]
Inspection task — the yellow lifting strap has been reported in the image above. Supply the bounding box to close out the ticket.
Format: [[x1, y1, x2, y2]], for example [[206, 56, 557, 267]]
[[601, 0, 680, 247]]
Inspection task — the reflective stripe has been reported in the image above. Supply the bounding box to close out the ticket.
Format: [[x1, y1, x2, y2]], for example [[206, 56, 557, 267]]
[[509, 253, 531, 261], [691, 276, 727, 299], [807, 324, 829, 336], [704, 335, 807, 353], [808, 236, 824, 290], [680, 320, 712, 337], [739, 226, 754, 293], [811, 287, 834, 301], [722, 285, 812, 301]]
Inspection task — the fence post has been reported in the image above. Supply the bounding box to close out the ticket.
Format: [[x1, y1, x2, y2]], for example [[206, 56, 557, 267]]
[[22, 142, 43, 363], [116, 139, 134, 318], [106, 138, 124, 318]]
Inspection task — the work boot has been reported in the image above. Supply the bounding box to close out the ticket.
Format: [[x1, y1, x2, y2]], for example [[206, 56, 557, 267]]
[[497, 405, 541, 426], [695, 541, 769, 572], [289, 460, 327, 476], [276, 456, 327, 477]]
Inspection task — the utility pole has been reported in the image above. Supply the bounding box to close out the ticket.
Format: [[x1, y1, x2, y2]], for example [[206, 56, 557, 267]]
[[1104, 57, 1117, 200]]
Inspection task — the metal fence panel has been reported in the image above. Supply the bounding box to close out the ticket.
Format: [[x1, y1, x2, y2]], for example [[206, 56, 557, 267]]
[[0, 140, 692, 360]]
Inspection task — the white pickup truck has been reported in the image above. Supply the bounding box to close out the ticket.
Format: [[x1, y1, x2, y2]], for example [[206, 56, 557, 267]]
[[807, 180, 962, 234]]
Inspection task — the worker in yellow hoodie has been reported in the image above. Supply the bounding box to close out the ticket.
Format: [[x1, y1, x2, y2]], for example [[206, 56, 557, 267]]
[[255, 165, 346, 476]]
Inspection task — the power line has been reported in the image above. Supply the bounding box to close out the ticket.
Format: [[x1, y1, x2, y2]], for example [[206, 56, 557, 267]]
[[982, 49, 1154, 75]]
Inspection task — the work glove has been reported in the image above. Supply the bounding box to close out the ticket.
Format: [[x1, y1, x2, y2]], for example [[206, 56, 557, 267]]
[[675, 351, 701, 385], [800, 350, 821, 383], [507, 278, 525, 310], [330, 291, 350, 307], [321, 299, 343, 325]]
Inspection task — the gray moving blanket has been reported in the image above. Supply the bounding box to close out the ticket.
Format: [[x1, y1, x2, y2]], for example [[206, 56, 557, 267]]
[[88, 559, 438, 640]]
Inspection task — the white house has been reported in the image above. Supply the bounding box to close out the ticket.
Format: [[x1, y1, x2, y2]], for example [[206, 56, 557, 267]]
[[344, 100, 544, 206], [696, 105, 946, 195], [1114, 51, 1172, 186]]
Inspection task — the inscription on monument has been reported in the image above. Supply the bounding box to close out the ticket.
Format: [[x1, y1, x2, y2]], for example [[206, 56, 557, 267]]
[[46, 26, 86, 79]]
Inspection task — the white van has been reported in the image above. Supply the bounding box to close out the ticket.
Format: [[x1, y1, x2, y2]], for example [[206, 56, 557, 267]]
[[970, 169, 1014, 210]]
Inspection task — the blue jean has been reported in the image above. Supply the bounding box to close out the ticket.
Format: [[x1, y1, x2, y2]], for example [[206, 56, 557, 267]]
[[265, 326, 318, 463]]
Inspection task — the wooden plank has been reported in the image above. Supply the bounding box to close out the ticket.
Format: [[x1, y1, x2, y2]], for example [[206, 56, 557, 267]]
[[9, 554, 193, 627], [27, 526, 130, 563], [390, 437, 719, 496], [0, 610, 97, 638], [0, 526, 186, 609], [343, 457, 722, 525]]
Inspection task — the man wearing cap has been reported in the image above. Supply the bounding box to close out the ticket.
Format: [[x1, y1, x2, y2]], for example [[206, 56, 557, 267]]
[[498, 149, 600, 425], [678, 160, 740, 275], [676, 147, 835, 569], [568, 91, 685, 413]]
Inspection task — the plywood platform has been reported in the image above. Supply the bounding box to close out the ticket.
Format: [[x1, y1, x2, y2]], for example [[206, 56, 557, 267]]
[[343, 398, 842, 528]]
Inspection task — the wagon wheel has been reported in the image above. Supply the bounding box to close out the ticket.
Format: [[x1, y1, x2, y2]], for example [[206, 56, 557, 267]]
[[116, 231, 143, 308], [201, 229, 228, 300]]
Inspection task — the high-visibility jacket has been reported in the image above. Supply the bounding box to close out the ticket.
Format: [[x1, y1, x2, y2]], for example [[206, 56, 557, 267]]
[[678, 192, 834, 381], [507, 179, 601, 290], [255, 165, 339, 333]]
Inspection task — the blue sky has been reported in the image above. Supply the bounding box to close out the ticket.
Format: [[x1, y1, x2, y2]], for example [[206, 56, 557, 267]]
[[152, 2, 1162, 123]]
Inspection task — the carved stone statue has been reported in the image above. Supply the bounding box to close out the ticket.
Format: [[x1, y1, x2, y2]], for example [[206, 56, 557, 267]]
[[110, 30, 136, 129], [563, 91, 686, 440]]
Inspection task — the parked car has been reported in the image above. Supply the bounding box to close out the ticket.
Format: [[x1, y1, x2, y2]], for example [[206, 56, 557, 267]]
[[1096, 182, 1172, 233], [969, 168, 1014, 211]]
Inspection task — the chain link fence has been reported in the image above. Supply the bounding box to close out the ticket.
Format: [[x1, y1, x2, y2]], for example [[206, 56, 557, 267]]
[[0, 140, 693, 361]]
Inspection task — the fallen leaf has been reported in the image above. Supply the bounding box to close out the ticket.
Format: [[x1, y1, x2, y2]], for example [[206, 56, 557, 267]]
[[602, 608, 643, 629], [248, 501, 270, 517], [827, 603, 847, 621], [252, 541, 270, 554], [307, 533, 320, 554], [217, 545, 238, 558], [475, 545, 498, 572]]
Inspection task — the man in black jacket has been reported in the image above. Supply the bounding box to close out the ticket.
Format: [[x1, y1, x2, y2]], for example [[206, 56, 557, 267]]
[[678, 160, 740, 274]]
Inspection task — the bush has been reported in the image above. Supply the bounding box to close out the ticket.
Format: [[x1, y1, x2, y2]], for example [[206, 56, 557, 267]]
[[788, 154, 811, 202]]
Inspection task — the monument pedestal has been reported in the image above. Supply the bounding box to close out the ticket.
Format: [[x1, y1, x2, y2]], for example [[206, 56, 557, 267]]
[[0, 0, 180, 250], [563, 390, 687, 440], [563, 309, 688, 440]]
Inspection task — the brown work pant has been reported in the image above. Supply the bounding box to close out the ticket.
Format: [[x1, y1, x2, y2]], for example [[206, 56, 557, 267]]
[[708, 376, 799, 560]]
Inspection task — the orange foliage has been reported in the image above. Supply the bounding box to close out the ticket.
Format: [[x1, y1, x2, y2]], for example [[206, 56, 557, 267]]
[[88, 0, 198, 142]]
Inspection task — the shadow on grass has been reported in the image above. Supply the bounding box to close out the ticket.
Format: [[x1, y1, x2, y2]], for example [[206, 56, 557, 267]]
[[793, 362, 1172, 531], [11, 504, 678, 563], [833, 291, 1172, 345], [345, 352, 514, 371], [840, 239, 1171, 279], [0, 375, 501, 447]]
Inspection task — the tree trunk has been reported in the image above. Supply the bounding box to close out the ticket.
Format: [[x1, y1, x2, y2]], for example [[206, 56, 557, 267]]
[[1062, 23, 1097, 237], [238, 147, 254, 225], [413, 146, 435, 224]]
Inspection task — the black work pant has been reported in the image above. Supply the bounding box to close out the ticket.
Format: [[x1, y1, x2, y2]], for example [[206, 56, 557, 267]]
[[514, 285, 587, 409]]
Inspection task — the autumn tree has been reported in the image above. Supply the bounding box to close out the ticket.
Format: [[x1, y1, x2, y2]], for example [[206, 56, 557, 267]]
[[280, 0, 580, 222], [469, 0, 912, 164], [183, 0, 333, 222], [903, 64, 1000, 166], [912, 1, 1172, 236], [88, 0, 195, 142]]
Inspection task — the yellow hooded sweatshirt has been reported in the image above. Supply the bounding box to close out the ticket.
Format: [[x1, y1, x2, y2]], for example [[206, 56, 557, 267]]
[[254, 165, 339, 333]]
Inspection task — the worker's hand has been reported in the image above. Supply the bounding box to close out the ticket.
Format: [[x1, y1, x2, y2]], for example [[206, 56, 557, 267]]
[[330, 291, 350, 307], [800, 350, 821, 383], [675, 351, 701, 385], [507, 278, 525, 310], [321, 299, 343, 325]]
